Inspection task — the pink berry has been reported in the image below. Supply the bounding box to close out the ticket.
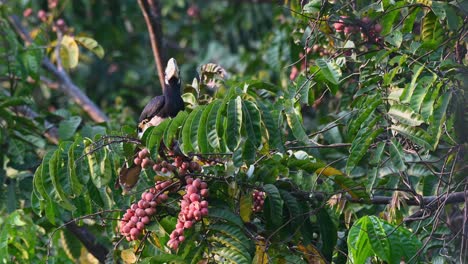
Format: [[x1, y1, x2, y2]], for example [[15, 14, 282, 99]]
[[179, 236, 185, 242], [200, 182, 208, 189], [200, 189, 209, 197], [374, 23, 382, 33], [130, 228, 140, 237], [144, 192, 154, 202], [200, 208, 208, 216], [145, 208, 155, 216], [187, 185, 197, 194], [200, 201, 208, 208], [184, 221, 193, 229], [192, 179, 201, 188], [141, 216, 150, 224], [136, 208, 146, 217], [190, 193, 200, 202], [186, 177, 194, 184], [136, 222, 145, 230], [134, 157, 141, 166]]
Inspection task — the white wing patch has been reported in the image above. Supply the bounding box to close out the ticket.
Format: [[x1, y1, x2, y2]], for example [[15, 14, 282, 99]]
[[138, 116, 166, 138]]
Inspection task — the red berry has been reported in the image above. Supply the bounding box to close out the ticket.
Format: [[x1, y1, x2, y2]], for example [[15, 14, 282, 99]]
[[184, 221, 193, 229], [187, 185, 197, 194], [136, 208, 146, 217], [190, 193, 200, 202], [136, 222, 145, 230], [374, 23, 382, 33], [130, 228, 140, 237], [144, 192, 154, 202], [141, 216, 151, 224], [200, 208, 209, 216], [153, 164, 161, 171], [161, 167, 168, 173], [200, 189, 209, 197], [200, 182, 208, 189], [158, 193, 168, 201], [134, 157, 141, 166]]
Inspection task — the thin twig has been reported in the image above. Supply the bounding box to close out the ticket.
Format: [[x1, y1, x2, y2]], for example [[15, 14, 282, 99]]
[[138, 0, 166, 89]]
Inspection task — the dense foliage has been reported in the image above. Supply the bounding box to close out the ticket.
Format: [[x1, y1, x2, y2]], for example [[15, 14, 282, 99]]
[[0, 0, 467, 263]]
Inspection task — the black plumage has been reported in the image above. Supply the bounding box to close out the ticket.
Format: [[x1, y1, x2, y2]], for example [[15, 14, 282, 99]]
[[137, 58, 185, 137], [119, 58, 184, 191]]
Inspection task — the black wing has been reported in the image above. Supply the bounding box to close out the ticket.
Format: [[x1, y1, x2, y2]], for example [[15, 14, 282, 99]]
[[139, 95, 165, 123]]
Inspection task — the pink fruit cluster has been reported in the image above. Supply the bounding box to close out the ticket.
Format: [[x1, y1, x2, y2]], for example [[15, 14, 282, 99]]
[[119, 180, 173, 241], [134, 149, 202, 176], [252, 190, 266, 212], [167, 177, 209, 250], [333, 16, 383, 44], [133, 148, 154, 169]]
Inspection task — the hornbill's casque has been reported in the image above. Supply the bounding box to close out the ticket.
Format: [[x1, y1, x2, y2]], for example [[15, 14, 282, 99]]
[[118, 58, 185, 191]]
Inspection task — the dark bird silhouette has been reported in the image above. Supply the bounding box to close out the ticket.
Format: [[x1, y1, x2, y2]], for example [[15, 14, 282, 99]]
[[118, 58, 185, 191]]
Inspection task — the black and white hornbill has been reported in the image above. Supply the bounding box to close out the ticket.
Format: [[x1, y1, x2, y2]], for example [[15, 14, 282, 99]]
[[118, 58, 185, 191]]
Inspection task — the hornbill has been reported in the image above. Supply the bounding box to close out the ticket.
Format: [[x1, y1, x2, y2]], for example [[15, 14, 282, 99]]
[[118, 58, 185, 191]]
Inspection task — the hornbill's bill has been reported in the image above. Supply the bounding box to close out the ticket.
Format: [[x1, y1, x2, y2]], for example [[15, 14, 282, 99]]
[[118, 58, 185, 191]]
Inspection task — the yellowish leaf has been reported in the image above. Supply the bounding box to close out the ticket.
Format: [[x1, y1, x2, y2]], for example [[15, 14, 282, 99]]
[[121, 249, 137, 264], [60, 35, 79, 69], [240, 192, 253, 222]]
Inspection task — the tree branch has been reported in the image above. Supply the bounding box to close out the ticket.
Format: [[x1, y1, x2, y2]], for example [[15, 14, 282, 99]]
[[65, 222, 109, 263], [7, 15, 110, 262], [138, 0, 166, 89], [7, 15, 109, 123], [314, 191, 466, 207]]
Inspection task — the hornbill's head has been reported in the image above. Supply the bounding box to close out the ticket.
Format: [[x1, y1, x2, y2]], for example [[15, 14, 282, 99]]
[[164, 58, 180, 86]]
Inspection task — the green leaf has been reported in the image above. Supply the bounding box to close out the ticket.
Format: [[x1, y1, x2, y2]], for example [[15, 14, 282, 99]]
[[58, 116, 82, 140], [163, 111, 188, 148], [421, 82, 442, 120], [257, 100, 283, 150], [206, 100, 223, 150], [348, 95, 382, 139], [263, 184, 284, 231], [317, 208, 337, 261], [197, 104, 213, 153], [410, 75, 436, 113], [189, 106, 206, 152], [366, 216, 391, 262], [391, 124, 432, 150], [421, 12, 444, 49], [385, 30, 402, 48], [67, 139, 84, 195], [75, 36, 105, 58], [346, 128, 383, 174], [348, 216, 422, 264], [180, 108, 203, 154], [226, 96, 243, 151], [400, 64, 425, 104], [59, 35, 79, 69], [389, 139, 406, 171], [208, 207, 244, 228], [428, 91, 452, 150], [209, 223, 252, 251], [285, 99, 308, 143], [241, 100, 262, 147], [209, 234, 252, 261], [143, 120, 170, 157], [369, 141, 385, 165], [49, 147, 75, 211], [388, 104, 425, 126], [213, 248, 250, 264], [381, 2, 403, 35], [279, 189, 301, 225], [315, 58, 341, 85]]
